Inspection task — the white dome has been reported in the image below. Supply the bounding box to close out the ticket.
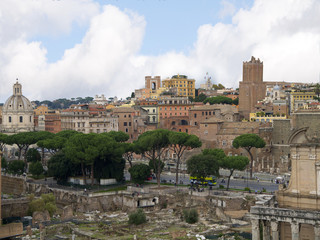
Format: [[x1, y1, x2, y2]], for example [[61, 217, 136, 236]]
[[3, 95, 33, 112], [1, 81, 34, 133], [273, 85, 281, 91]]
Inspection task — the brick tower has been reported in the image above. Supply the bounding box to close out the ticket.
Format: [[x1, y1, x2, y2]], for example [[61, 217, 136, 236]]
[[239, 56, 266, 119], [145, 76, 161, 92]]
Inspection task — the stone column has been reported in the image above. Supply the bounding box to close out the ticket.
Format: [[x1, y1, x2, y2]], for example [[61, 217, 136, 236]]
[[263, 220, 271, 240], [252, 219, 260, 240], [271, 221, 279, 240], [291, 221, 300, 240], [314, 225, 320, 240]]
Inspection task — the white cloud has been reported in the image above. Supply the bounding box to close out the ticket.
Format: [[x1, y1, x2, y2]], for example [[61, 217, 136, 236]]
[[219, 0, 236, 19], [0, 0, 320, 102]]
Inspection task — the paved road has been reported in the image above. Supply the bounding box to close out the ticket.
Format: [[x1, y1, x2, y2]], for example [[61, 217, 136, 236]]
[[125, 171, 282, 192]]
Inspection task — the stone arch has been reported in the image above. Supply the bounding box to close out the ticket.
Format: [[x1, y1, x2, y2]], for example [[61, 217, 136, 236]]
[[180, 120, 188, 125], [288, 127, 309, 144], [152, 82, 156, 90]]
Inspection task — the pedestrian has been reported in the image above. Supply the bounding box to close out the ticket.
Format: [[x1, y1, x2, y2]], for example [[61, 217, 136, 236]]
[[257, 178, 260, 183]]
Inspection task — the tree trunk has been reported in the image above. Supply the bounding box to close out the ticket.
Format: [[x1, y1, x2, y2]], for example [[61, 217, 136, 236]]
[[81, 163, 86, 185], [227, 170, 234, 191], [41, 147, 45, 165], [247, 149, 254, 179], [175, 157, 180, 185], [91, 164, 94, 186]]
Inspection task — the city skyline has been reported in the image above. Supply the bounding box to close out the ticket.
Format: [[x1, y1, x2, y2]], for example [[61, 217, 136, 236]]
[[0, 0, 320, 102]]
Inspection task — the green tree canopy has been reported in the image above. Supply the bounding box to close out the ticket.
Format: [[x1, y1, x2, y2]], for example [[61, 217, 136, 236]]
[[135, 129, 170, 187], [47, 152, 81, 183], [29, 161, 44, 177], [203, 96, 233, 105], [7, 160, 26, 175], [169, 132, 202, 184], [221, 156, 249, 190], [232, 134, 266, 178], [63, 132, 126, 185], [212, 83, 225, 90], [6, 132, 39, 161], [26, 148, 41, 162], [129, 163, 151, 184], [0, 133, 8, 151], [186, 154, 220, 182], [64, 133, 101, 185], [104, 131, 129, 142], [1, 156, 8, 169], [34, 131, 55, 162], [38, 130, 80, 154], [122, 142, 137, 169]]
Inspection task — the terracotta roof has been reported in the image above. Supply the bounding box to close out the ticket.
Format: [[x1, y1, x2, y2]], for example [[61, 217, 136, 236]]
[[62, 109, 86, 112], [112, 107, 135, 113]]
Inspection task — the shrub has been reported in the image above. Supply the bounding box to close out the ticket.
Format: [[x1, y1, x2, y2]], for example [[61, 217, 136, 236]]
[[219, 184, 225, 189], [1, 156, 8, 169], [29, 161, 44, 177], [45, 202, 57, 216], [183, 208, 198, 224], [26, 148, 41, 162], [28, 198, 45, 215], [7, 160, 25, 175], [41, 193, 55, 204], [244, 187, 251, 192], [128, 209, 147, 225], [28, 193, 57, 217]]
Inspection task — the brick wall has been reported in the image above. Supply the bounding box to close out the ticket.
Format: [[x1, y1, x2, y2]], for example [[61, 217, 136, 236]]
[[1, 175, 26, 195]]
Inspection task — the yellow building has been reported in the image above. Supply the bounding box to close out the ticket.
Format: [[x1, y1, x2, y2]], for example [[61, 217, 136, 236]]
[[290, 91, 315, 113], [150, 87, 166, 99], [105, 104, 116, 111], [249, 112, 286, 122], [162, 74, 195, 97], [34, 105, 49, 115]]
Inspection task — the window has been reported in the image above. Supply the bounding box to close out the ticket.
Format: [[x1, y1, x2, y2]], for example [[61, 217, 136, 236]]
[[9, 116, 11, 123], [125, 128, 128, 132], [194, 113, 197, 118], [19, 116, 23, 123], [124, 122, 127, 126], [129, 122, 131, 126]]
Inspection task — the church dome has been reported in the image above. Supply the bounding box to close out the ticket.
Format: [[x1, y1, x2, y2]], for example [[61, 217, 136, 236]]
[[273, 85, 281, 91], [1, 80, 34, 133], [3, 81, 32, 111]]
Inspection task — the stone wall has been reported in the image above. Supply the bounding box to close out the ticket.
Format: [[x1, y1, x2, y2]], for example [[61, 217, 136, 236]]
[[1, 198, 29, 218], [1, 175, 26, 195]]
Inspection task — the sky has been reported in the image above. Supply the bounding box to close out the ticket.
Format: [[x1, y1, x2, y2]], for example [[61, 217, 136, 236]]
[[0, 0, 320, 103]]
